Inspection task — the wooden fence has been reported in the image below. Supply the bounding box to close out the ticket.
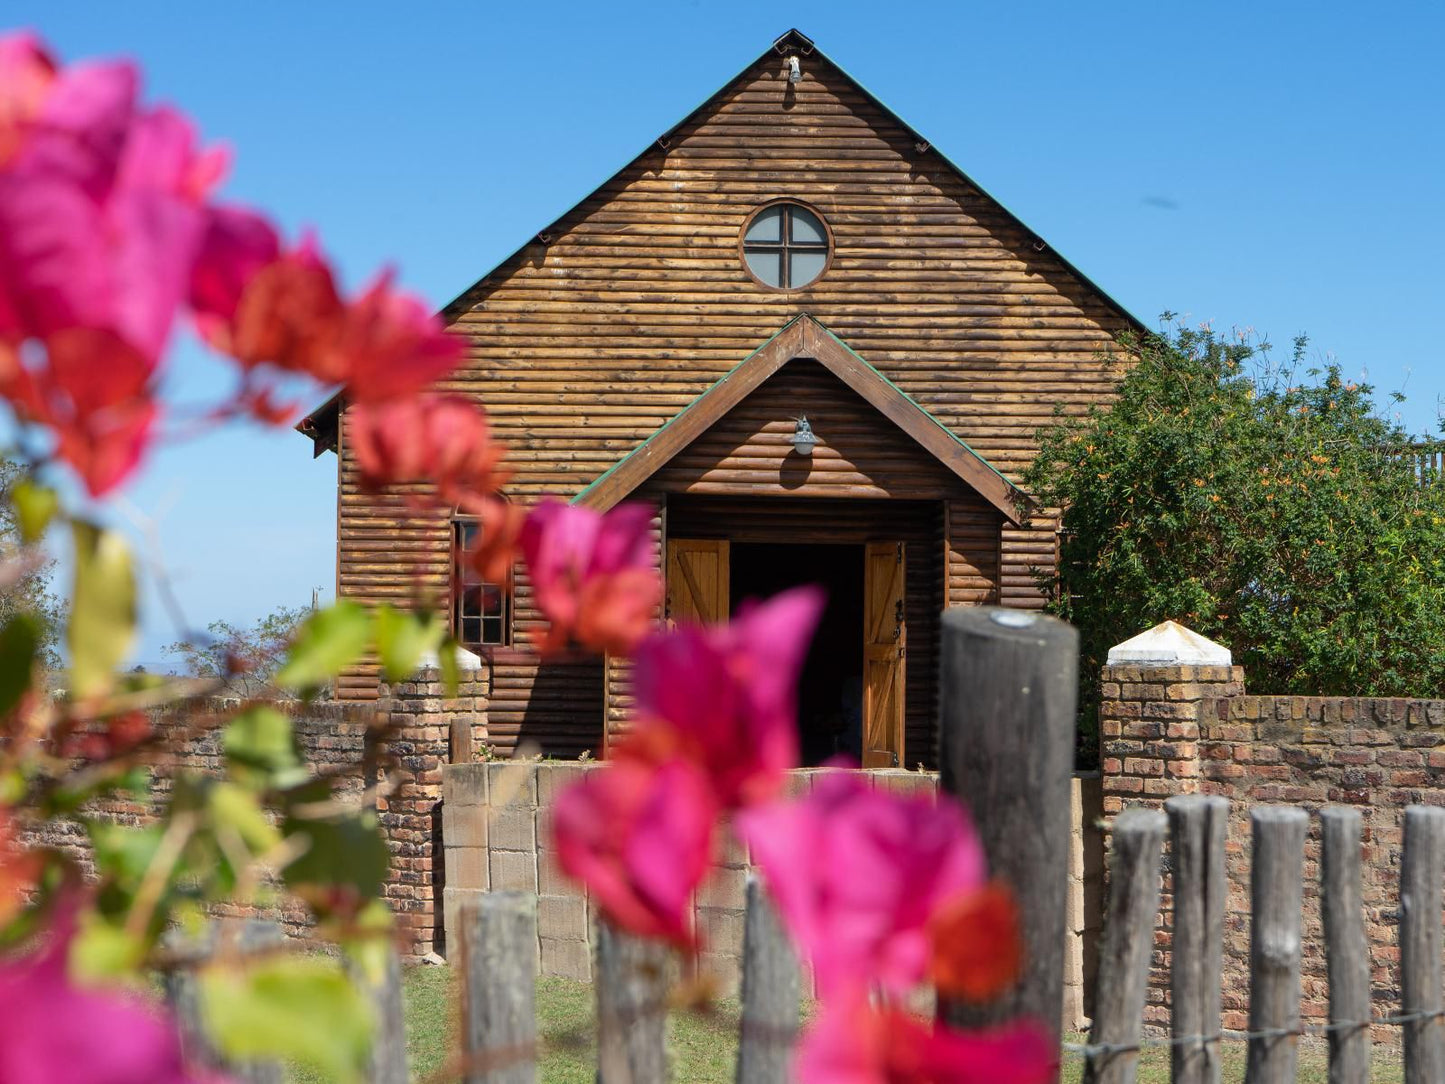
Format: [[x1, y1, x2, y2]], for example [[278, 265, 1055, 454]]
[[163, 608, 1445, 1082]]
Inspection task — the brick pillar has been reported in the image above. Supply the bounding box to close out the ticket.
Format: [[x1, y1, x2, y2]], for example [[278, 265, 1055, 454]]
[[377, 650, 488, 958], [1099, 661, 1243, 817], [1097, 621, 1243, 1029]]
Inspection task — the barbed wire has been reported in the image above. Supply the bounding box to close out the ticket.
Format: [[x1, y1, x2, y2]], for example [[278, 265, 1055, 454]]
[[1063, 1008, 1445, 1062]]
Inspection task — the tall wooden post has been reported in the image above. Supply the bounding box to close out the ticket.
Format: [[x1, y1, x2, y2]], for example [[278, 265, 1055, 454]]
[[938, 606, 1077, 1065]]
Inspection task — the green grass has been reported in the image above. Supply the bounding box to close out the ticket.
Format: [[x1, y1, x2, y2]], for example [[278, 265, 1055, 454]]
[[301, 966, 1408, 1081]]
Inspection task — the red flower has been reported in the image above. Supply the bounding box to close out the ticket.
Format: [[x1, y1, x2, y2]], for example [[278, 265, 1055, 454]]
[[0, 329, 159, 496], [462, 496, 527, 585], [737, 771, 988, 999], [348, 395, 509, 509], [621, 586, 823, 809], [796, 998, 1053, 1084], [550, 757, 716, 947], [0, 33, 57, 169], [329, 270, 464, 403], [928, 882, 1023, 1002], [519, 499, 660, 656]]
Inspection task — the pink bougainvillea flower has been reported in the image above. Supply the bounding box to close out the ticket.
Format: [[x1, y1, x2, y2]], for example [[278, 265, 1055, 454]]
[[348, 395, 510, 509], [0, 906, 219, 1083], [928, 881, 1023, 1002], [622, 586, 824, 809], [795, 997, 1054, 1084], [737, 770, 987, 998], [519, 499, 661, 656], [0, 33, 58, 168], [187, 203, 281, 341], [550, 757, 717, 946], [329, 269, 465, 403], [0, 329, 159, 496]]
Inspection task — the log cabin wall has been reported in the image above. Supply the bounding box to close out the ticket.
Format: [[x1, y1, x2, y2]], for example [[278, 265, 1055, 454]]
[[329, 33, 1134, 751]]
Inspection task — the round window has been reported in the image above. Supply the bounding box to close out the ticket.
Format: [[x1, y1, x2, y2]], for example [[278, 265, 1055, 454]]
[[741, 202, 830, 289]]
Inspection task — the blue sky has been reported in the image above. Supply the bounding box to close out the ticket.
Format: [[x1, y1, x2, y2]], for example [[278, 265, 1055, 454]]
[[10, 1, 1444, 664]]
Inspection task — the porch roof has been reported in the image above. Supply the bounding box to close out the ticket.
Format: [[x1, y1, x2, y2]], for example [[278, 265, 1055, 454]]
[[573, 314, 1029, 525]]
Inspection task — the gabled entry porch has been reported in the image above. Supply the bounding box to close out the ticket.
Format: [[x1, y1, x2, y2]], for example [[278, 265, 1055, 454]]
[[575, 315, 1029, 770]]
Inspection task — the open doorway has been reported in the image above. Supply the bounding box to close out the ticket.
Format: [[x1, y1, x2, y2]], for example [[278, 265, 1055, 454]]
[[730, 542, 864, 765]]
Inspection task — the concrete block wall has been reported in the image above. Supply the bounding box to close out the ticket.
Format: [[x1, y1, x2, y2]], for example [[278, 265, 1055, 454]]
[[441, 761, 1104, 1029]]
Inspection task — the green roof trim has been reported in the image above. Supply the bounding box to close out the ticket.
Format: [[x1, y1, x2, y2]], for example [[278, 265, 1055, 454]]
[[571, 315, 808, 505]]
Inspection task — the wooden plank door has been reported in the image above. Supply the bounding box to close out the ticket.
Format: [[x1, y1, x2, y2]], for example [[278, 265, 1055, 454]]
[[665, 538, 730, 626], [862, 541, 906, 768]]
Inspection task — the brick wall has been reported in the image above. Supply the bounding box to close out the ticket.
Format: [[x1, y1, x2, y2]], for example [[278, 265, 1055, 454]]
[[1100, 660, 1445, 1032], [440, 761, 1104, 1030], [26, 697, 376, 939]]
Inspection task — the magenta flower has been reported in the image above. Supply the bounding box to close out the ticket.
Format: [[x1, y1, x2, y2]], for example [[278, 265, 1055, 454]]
[[737, 770, 987, 998], [0, 912, 221, 1083], [624, 586, 824, 808], [519, 499, 661, 656], [550, 757, 717, 946], [795, 997, 1054, 1084]]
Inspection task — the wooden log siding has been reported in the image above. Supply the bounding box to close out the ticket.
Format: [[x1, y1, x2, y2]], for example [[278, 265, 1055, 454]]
[[330, 39, 1133, 730]]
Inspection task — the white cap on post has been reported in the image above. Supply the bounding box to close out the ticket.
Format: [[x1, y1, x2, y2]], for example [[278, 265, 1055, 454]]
[[1106, 620, 1231, 667], [413, 644, 484, 673]]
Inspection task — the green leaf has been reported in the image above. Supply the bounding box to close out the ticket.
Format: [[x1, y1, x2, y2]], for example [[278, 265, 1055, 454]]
[[275, 602, 371, 691], [282, 806, 389, 899], [209, 781, 283, 855], [70, 912, 146, 983], [68, 522, 136, 701], [438, 635, 461, 699], [0, 613, 39, 717], [372, 605, 445, 684], [87, 821, 165, 885], [223, 706, 307, 790], [200, 955, 373, 1083], [12, 479, 58, 544]]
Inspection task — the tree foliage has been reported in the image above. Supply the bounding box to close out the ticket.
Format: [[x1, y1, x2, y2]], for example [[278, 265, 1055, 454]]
[[164, 605, 315, 699], [0, 457, 62, 669], [1027, 318, 1445, 755]]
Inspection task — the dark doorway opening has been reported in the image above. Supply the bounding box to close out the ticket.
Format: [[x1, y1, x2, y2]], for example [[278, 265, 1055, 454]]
[[730, 542, 863, 766]]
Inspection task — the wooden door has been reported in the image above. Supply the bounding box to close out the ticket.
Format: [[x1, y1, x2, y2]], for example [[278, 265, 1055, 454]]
[[665, 538, 730, 626], [862, 541, 906, 768]]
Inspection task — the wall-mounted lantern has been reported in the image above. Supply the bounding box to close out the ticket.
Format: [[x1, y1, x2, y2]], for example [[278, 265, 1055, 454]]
[[792, 415, 818, 456]]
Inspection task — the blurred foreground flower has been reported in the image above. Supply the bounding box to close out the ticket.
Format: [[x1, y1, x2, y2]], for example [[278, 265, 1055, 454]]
[[738, 770, 1003, 999], [796, 998, 1053, 1084], [550, 756, 716, 946], [520, 499, 660, 655], [349, 394, 508, 509], [0, 907, 220, 1084], [625, 585, 824, 808]]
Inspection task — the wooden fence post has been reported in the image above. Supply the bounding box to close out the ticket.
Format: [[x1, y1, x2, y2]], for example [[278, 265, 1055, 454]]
[[459, 891, 537, 1084], [937, 606, 1077, 1063], [1319, 806, 1370, 1084], [162, 920, 284, 1084], [1165, 793, 1228, 1084], [1401, 805, 1445, 1084], [1082, 809, 1166, 1084], [596, 921, 670, 1084], [1244, 806, 1308, 1084], [735, 876, 800, 1084]]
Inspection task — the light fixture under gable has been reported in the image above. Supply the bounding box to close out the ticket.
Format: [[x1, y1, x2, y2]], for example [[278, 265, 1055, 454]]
[[792, 415, 818, 456]]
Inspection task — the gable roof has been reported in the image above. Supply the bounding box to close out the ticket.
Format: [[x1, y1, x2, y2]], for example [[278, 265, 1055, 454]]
[[573, 314, 1028, 524], [298, 26, 1145, 454]]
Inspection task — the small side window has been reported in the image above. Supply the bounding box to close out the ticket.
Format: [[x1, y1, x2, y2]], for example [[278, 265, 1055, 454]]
[[453, 518, 512, 648]]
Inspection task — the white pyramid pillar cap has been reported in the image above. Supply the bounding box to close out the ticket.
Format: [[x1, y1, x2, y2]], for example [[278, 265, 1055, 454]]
[[415, 644, 484, 673], [1106, 620, 1232, 667]]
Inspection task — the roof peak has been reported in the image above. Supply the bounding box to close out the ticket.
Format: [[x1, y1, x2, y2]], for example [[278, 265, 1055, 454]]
[[772, 28, 815, 55]]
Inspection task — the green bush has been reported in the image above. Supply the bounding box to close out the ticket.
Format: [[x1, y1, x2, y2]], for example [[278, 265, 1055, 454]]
[[1026, 317, 1445, 761]]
